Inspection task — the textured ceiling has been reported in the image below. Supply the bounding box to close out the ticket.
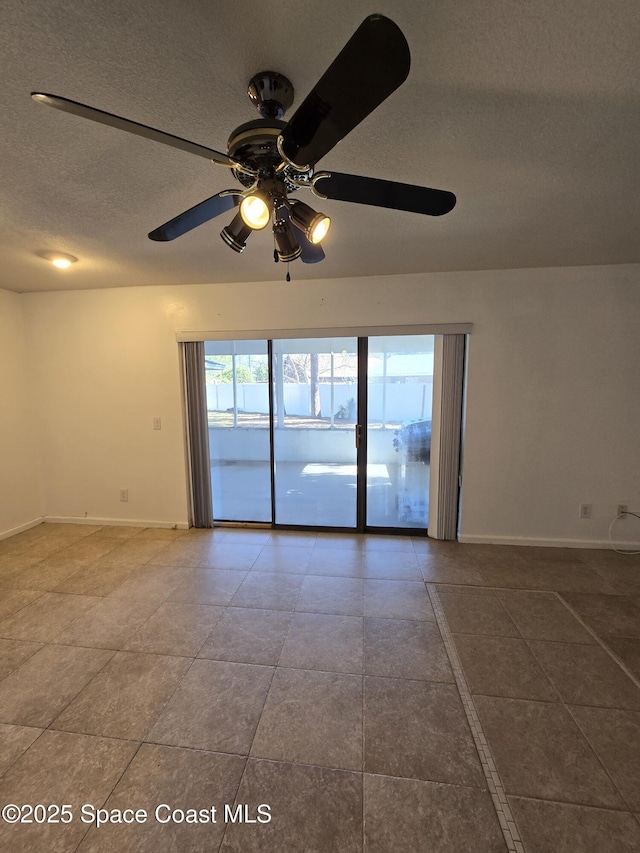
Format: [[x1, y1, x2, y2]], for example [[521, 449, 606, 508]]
[[2, 0, 639, 293]]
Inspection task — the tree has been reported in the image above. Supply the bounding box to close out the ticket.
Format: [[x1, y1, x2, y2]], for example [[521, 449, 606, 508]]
[[252, 361, 269, 382], [216, 365, 253, 384], [283, 353, 309, 382]]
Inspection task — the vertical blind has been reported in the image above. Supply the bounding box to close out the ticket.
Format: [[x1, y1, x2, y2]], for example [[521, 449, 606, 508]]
[[433, 334, 466, 540], [183, 341, 213, 528]]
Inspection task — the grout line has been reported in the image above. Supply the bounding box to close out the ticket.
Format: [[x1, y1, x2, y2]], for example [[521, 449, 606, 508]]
[[74, 739, 146, 850], [553, 592, 640, 692], [548, 592, 640, 814], [426, 584, 525, 853], [215, 753, 251, 853], [228, 657, 283, 849], [0, 726, 49, 783]]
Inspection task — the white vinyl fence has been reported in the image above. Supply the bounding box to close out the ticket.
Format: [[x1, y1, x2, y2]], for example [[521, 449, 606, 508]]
[[206, 381, 432, 423]]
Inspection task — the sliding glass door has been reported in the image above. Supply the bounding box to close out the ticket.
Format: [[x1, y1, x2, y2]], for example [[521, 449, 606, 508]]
[[365, 335, 434, 529], [202, 334, 437, 532], [205, 339, 271, 522], [272, 338, 358, 527]]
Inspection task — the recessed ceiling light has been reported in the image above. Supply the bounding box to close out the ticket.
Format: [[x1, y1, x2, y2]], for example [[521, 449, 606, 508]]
[[40, 251, 78, 269]]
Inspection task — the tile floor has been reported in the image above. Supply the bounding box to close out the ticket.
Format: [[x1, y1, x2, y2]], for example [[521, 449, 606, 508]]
[[0, 523, 639, 851]]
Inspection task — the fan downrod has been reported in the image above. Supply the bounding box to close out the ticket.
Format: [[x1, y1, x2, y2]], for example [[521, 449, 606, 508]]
[[247, 72, 294, 119]]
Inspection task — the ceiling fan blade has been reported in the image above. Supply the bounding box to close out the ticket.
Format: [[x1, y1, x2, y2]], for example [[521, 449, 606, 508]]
[[314, 172, 456, 216], [148, 192, 240, 241], [31, 93, 240, 168], [291, 223, 325, 263], [278, 15, 410, 169]]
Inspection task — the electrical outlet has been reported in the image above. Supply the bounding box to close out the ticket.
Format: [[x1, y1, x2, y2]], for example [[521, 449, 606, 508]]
[[579, 503, 592, 519], [153, 417, 161, 430], [617, 504, 628, 516], [119, 489, 128, 502]]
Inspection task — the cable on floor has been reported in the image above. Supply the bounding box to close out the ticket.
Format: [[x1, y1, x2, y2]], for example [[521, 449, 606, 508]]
[[608, 511, 640, 555]]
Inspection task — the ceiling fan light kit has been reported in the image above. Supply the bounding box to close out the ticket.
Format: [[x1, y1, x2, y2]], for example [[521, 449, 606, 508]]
[[239, 193, 271, 230], [31, 14, 456, 270], [220, 211, 253, 254], [273, 218, 303, 263], [289, 201, 331, 245]]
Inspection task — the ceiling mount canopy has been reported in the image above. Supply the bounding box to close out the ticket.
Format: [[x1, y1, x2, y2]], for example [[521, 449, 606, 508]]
[[31, 14, 456, 268]]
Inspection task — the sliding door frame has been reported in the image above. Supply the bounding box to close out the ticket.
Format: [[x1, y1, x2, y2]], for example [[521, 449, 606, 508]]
[[182, 324, 471, 536], [267, 339, 277, 526], [356, 336, 369, 532]]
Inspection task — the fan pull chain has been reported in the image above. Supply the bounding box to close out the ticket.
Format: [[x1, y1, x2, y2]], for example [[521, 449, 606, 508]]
[[286, 264, 291, 282]]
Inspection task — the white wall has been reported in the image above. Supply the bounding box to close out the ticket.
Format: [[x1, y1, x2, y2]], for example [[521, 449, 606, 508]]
[[459, 267, 640, 546], [22, 290, 190, 526], [19, 263, 640, 545], [0, 289, 42, 536]]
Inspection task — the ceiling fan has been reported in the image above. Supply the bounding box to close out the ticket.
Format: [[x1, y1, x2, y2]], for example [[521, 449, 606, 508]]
[[32, 14, 456, 267]]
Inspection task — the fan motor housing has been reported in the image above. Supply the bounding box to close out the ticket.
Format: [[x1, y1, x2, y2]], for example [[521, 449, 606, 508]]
[[227, 118, 286, 184], [227, 119, 313, 191]]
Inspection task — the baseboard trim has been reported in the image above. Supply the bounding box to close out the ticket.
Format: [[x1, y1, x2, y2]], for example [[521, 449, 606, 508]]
[[458, 533, 640, 550], [0, 517, 45, 541], [43, 516, 190, 530]]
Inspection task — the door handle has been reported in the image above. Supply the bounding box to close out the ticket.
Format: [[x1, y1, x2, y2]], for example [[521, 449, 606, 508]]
[[355, 424, 362, 448]]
